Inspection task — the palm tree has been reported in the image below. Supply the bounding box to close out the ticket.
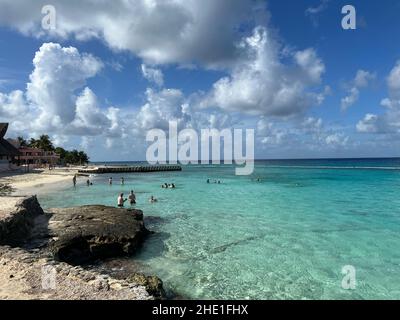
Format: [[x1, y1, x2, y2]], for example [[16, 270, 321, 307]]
[[17, 136, 28, 147], [28, 138, 39, 148], [78, 151, 89, 164], [37, 135, 55, 151]]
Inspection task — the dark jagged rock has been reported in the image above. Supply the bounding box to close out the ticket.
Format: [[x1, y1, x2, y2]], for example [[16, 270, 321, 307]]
[[127, 273, 166, 299], [0, 196, 44, 246], [48, 206, 150, 265]]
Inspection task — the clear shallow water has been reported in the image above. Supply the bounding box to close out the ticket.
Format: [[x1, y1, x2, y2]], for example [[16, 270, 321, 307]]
[[39, 159, 400, 300]]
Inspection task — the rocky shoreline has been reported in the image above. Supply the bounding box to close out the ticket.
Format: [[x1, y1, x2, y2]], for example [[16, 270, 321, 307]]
[[0, 196, 166, 300]]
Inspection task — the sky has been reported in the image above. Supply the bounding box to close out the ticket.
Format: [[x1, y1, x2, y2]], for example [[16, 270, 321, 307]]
[[0, 0, 400, 161]]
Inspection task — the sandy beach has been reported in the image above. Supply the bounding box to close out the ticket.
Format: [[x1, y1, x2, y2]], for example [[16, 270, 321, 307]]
[[0, 168, 81, 196]]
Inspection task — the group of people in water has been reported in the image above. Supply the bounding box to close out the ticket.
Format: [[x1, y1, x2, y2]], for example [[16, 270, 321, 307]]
[[118, 191, 158, 207], [161, 183, 176, 189], [73, 174, 94, 187], [207, 179, 222, 184], [117, 190, 137, 207], [108, 177, 125, 185], [73, 174, 174, 207]]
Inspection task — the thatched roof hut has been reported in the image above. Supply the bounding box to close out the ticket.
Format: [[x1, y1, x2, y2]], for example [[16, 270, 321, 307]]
[[0, 123, 20, 157]]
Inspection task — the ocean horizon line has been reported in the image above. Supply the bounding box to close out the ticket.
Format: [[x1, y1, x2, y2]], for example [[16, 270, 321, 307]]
[[89, 157, 400, 163]]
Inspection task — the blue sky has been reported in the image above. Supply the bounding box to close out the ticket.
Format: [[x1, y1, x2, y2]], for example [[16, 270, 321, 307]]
[[0, 0, 400, 161]]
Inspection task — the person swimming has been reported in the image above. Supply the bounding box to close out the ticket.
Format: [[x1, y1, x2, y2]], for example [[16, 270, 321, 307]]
[[128, 190, 136, 205], [117, 193, 127, 207], [149, 195, 158, 203], [171, 183, 176, 189]]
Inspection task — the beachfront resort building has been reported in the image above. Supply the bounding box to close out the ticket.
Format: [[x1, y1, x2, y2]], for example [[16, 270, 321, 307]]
[[0, 123, 20, 172], [17, 147, 60, 168], [0, 123, 61, 171]]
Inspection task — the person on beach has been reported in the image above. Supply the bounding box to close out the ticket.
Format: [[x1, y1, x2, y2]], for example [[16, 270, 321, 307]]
[[128, 190, 136, 205], [149, 196, 158, 203], [72, 175, 77, 187], [117, 193, 127, 207], [121, 177, 125, 185], [109, 177, 113, 185]]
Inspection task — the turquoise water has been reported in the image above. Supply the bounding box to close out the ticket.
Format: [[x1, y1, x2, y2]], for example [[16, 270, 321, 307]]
[[39, 159, 400, 300]]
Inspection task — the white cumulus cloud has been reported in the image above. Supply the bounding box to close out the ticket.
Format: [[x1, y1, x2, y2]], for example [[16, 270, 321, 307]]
[[0, 0, 263, 67], [341, 69, 375, 111], [141, 64, 164, 87], [199, 27, 326, 117]]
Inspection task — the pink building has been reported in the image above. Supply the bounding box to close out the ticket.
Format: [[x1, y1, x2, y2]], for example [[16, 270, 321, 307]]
[[18, 147, 60, 167]]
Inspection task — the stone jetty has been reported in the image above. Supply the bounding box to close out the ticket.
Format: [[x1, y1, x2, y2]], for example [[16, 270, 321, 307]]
[[78, 165, 182, 174]]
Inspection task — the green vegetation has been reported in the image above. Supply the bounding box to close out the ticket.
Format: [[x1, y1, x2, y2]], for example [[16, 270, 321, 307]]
[[17, 135, 90, 165]]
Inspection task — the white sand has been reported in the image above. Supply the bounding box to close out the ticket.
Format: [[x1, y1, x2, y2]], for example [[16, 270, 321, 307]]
[[0, 168, 79, 196]]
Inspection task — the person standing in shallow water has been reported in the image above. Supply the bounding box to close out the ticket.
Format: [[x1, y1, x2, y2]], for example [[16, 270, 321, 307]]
[[121, 177, 125, 185], [72, 175, 77, 187], [109, 177, 113, 185], [117, 193, 127, 207], [128, 190, 136, 205]]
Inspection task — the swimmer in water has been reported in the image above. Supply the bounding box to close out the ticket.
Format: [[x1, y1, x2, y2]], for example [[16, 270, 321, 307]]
[[149, 196, 158, 203]]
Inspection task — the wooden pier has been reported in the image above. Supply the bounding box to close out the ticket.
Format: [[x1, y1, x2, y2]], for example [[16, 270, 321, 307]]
[[78, 165, 182, 174]]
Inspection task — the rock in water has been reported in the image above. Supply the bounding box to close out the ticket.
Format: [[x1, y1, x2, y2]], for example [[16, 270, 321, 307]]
[[127, 273, 166, 299], [48, 206, 149, 265]]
